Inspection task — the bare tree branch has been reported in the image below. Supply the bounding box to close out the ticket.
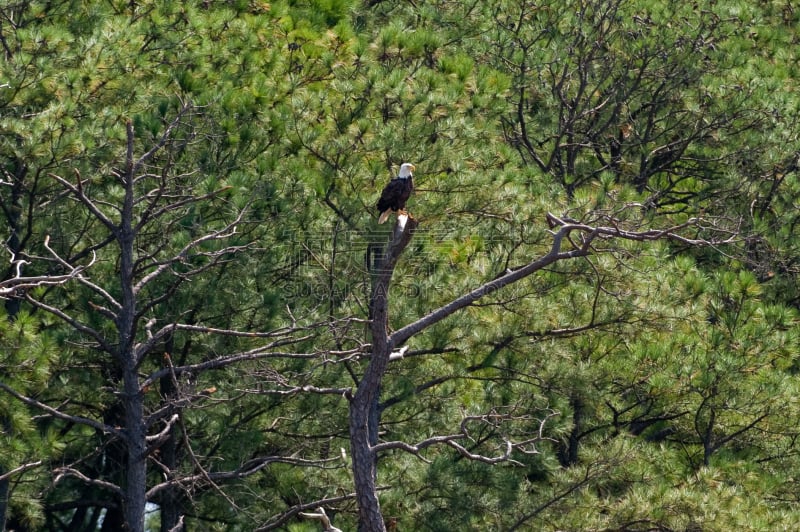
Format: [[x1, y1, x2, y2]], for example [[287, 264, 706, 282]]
[[139, 336, 317, 389], [133, 208, 247, 294], [145, 455, 342, 500], [48, 170, 117, 232], [299, 507, 343, 532], [388, 218, 586, 347], [23, 293, 114, 353], [254, 492, 357, 532], [372, 409, 556, 466], [245, 384, 352, 396], [136, 319, 319, 359], [0, 460, 43, 482], [131, 102, 195, 176], [390, 213, 735, 347], [0, 382, 124, 439], [445, 439, 519, 465], [146, 413, 180, 444], [41, 234, 121, 311], [134, 185, 233, 233], [0, 235, 96, 298], [54, 467, 124, 497]]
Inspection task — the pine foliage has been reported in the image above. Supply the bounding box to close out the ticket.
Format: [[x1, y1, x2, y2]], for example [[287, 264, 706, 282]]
[[1, 0, 799, 529]]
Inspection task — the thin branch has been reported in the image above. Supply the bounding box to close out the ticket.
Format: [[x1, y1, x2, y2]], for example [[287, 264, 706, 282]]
[[146, 413, 180, 444], [373, 433, 522, 466], [48, 170, 117, 232], [174, 412, 240, 510], [173, 322, 311, 338], [139, 341, 315, 390], [254, 492, 357, 531], [299, 508, 343, 532], [0, 270, 85, 297], [389, 213, 733, 347], [54, 467, 124, 497], [133, 209, 246, 293], [245, 384, 352, 396], [372, 409, 554, 467], [0, 460, 44, 482], [712, 411, 770, 454], [389, 220, 583, 346], [132, 102, 194, 176], [372, 433, 466, 460], [42, 235, 121, 310], [135, 319, 315, 366], [508, 462, 599, 531], [145, 455, 340, 500], [445, 438, 521, 465], [0, 382, 124, 439], [0, 235, 96, 298], [134, 185, 233, 233], [23, 293, 114, 353]]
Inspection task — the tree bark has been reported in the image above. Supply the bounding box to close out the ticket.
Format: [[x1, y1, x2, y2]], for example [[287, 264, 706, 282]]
[[349, 217, 418, 532], [118, 120, 146, 532], [121, 370, 147, 532]]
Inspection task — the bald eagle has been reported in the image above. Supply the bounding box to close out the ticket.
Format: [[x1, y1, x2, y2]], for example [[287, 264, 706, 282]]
[[376, 163, 415, 224]]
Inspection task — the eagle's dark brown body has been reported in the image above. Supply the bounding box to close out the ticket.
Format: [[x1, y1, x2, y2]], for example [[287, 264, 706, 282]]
[[376, 163, 415, 224], [376, 177, 413, 218]]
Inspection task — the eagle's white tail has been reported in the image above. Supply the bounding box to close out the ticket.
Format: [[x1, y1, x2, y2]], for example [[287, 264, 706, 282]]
[[378, 210, 391, 224]]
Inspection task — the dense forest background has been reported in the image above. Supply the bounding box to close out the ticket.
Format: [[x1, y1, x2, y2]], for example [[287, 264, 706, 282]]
[[1, 0, 800, 530]]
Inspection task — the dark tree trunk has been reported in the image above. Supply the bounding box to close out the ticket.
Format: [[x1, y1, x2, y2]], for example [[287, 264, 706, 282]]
[[121, 378, 147, 532], [158, 428, 183, 532], [118, 121, 146, 532], [100, 503, 127, 532], [349, 217, 417, 532]]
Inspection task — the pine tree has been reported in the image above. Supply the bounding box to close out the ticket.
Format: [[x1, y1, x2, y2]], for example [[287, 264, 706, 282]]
[[2, 0, 800, 530]]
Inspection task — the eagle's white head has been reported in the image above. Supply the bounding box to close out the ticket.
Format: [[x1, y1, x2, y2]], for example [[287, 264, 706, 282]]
[[398, 163, 415, 179]]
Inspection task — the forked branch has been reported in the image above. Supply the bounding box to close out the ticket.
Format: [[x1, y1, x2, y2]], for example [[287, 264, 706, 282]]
[[0, 235, 95, 299], [390, 212, 735, 346]]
